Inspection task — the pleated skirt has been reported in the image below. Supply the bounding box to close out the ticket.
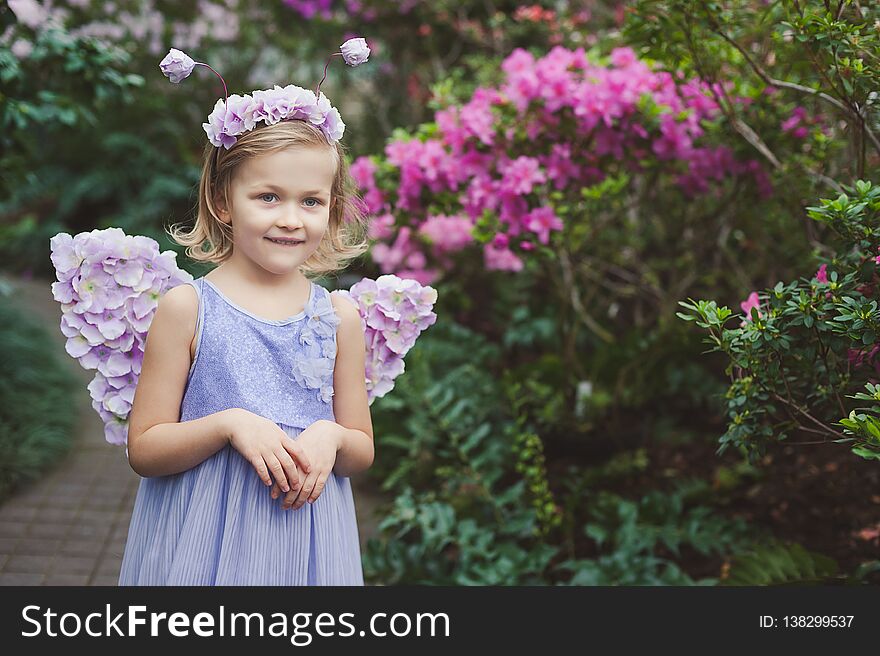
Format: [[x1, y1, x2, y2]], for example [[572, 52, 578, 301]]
[[117, 423, 364, 586]]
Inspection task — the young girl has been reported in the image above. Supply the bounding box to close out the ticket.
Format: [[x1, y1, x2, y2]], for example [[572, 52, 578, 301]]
[[118, 41, 375, 585]]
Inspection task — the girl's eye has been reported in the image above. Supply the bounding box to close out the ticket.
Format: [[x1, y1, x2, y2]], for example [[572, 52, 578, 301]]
[[259, 193, 278, 203], [304, 198, 321, 207]]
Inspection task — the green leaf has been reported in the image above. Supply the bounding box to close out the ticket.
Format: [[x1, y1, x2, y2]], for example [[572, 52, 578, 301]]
[[852, 446, 880, 461]]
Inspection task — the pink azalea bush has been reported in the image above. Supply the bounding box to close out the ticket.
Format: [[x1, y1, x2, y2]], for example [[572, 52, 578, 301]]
[[354, 45, 772, 284]]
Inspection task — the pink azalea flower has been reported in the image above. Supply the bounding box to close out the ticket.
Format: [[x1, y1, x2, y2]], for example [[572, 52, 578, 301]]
[[525, 206, 564, 245], [500, 156, 546, 195], [740, 291, 763, 325], [484, 243, 524, 272], [417, 214, 474, 253]]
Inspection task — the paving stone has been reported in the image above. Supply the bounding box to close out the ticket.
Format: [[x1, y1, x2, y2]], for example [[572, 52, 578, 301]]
[[104, 474, 138, 487], [15, 538, 63, 556], [67, 522, 112, 541], [0, 504, 39, 523], [13, 485, 49, 504], [0, 522, 29, 540], [43, 572, 90, 585], [68, 455, 105, 470], [47, 482, 93, 497], [0, 572, 45, 585], [110, 523, 130, 541], [40, 507, 80, 524], [89, 498, 124, 513], [52, 494, 88, 510], [93, 480, 129, 494], [60, 539, 105, 557], [90, 574, 119, 586], [74, 509, 118, 525], [4, 554, 51, 574], [50, 555, 95, 576], [26, 522, 70, 539], [96, 557, 122, 578]]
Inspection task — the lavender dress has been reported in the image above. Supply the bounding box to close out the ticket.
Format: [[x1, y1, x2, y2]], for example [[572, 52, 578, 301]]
[[118, 276, 364, 585]]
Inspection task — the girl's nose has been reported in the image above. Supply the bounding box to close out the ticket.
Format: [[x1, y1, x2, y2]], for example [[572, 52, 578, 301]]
[[279, 209, 306, 228]]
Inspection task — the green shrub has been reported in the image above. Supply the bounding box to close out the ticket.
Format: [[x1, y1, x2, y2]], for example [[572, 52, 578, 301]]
[[363, 318, 557, 584], [555, 479, 755, 585], [678, 180, 880, 462], [0, 293, 79, 502]]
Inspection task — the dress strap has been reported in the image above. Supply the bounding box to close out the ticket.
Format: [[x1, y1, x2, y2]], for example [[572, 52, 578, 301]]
[[181, 278, 206, 376]]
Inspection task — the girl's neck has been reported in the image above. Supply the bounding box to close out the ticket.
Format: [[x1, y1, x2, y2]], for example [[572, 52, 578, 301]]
[[210, 259, 308, 293]]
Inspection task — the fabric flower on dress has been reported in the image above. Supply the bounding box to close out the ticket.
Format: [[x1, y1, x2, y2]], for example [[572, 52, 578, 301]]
[[292, 286, 342, 403]]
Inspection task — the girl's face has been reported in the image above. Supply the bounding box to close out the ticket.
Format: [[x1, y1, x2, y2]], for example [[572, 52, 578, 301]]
[[217, 144, 336, 277]]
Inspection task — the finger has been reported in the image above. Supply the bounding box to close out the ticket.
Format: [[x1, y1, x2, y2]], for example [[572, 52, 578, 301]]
[[283, 439, 312, 474], [284, 471, 315, 509], [252, 456, 273, 487], [282, 473, 304, 507], [270, 480, 280, 500], [275, 448, 302, 495], [293, 474, 318, 510], [265, 453, 289, 492], [307, 475, 327, 503]]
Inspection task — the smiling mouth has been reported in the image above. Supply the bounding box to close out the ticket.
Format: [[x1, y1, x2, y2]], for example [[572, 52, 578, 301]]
[[266, 237, 304, 246]]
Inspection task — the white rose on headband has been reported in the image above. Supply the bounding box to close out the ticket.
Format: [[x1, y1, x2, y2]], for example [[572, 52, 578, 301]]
[[159, 48, 196, 83], [340, 38, 370, 67]]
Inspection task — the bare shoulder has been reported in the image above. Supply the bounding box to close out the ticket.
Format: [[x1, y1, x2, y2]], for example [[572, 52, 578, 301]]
[[329, 291, 365, 349], [329, 290, 359, 321], [156, 282, 200, 359]]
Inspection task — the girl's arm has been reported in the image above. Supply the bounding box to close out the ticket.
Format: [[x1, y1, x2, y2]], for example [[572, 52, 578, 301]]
[[127, 284, 234, 477], [329, 292, 375, 478]]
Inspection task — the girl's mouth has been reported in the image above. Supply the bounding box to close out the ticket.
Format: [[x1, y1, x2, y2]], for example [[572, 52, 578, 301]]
[[266, 237, 304, 247]]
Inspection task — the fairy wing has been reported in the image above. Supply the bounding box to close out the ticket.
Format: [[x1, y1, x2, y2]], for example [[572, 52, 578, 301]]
[[335, 275, 438, 405], [50, 228, 193, 447]]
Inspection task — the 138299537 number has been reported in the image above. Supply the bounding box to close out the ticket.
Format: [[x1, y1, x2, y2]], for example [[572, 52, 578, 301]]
[[783, 616, 854, 628]]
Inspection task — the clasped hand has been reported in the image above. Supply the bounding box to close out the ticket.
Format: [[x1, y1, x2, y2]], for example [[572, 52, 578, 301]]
[[227, 410, 340, 511], [269, 420, 340, 510]]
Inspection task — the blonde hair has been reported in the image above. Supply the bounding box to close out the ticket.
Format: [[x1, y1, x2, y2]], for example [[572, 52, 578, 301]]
[[166, 120, 370, 278]]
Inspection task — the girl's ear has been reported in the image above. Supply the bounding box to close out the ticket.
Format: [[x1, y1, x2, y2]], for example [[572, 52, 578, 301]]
[[215, 194, 231, 223]]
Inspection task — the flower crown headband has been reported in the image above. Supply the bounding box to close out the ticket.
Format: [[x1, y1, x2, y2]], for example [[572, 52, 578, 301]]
[[159, 37, 371, 150]]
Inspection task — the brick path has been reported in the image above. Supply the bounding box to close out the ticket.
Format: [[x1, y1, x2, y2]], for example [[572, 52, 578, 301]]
[[0, 273, 383, 585]]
